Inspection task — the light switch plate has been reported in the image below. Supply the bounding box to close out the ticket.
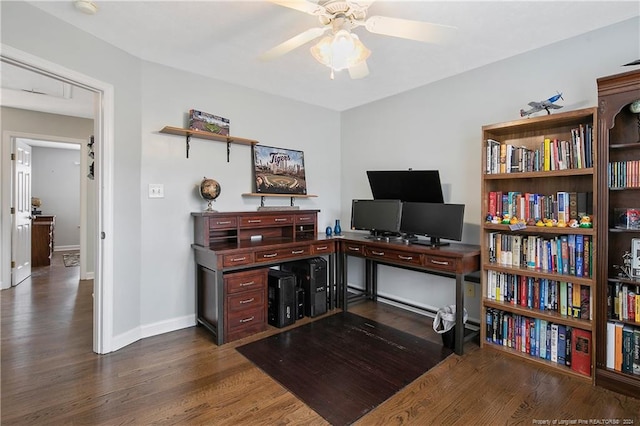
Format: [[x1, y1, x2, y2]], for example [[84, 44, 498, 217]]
[[148, 184, 164, 198]]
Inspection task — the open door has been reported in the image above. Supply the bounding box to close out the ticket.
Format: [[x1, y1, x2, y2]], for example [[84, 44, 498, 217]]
[[12, 139, 32, 286]]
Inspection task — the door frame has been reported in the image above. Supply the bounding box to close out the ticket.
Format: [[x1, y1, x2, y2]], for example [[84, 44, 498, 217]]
[[1, 44, 115, 354]]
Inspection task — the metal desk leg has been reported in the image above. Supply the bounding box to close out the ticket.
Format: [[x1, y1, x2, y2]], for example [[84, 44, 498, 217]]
[[454, 273, 465, 355], [341, 251, 349, 311]]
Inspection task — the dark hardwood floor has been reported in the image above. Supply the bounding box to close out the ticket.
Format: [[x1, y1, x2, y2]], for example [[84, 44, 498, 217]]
[[2, 253, 639, 425]]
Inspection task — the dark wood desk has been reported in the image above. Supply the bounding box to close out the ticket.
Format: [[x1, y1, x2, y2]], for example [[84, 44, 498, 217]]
[[191, 211, 480, 354], [32, 215, 55, 267], [337, 233, 481, 355]]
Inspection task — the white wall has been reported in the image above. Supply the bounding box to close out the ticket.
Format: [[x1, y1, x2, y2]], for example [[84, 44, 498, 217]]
[[138, 61, 341, 332], [341, 17, 640, 323], [31, 146, 81, 249]]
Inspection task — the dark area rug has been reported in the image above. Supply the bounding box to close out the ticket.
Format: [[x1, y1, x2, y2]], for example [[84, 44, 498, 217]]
[[62, 253, 79, 267], [236, 311, 452, 425]]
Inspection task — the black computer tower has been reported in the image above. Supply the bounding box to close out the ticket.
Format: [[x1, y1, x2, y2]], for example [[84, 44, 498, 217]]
[[282, 257, 327, 318], [267, 269, 297, 328]]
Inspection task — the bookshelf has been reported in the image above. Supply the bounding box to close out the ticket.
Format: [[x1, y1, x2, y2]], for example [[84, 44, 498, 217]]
[[480, 107, 598, 381], [595, 69, 640, 398]]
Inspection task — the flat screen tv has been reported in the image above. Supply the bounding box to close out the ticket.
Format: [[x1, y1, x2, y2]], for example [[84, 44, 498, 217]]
[[366, 170, 444, 203], [400, 202, 465, 247], [350, 199, 403, 237]]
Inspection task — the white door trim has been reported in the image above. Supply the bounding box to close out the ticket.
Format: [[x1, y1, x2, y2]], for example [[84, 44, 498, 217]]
[[1, 44, 115, 354]]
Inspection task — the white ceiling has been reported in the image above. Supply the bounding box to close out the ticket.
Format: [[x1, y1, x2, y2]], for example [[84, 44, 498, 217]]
[[3, 0, 640, 116]]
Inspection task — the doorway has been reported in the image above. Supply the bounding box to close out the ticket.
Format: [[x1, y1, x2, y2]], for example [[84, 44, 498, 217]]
[[1, 45, 115, 354]]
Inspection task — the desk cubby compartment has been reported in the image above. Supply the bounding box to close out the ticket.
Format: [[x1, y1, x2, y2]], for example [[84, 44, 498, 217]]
[[481, 108, 598, 381]]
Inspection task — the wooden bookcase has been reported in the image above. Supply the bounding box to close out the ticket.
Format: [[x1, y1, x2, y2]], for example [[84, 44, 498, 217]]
[[480, 107, 598, 381], [595, 69, 640, 397]]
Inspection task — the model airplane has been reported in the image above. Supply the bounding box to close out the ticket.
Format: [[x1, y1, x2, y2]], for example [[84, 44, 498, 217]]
[[520, 92, 564, 117]]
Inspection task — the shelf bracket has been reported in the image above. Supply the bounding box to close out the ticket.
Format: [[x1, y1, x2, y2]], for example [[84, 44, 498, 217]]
[[226, 141, 231, 162], [185, 134, 192, 158], [260, 196, 265, 207]]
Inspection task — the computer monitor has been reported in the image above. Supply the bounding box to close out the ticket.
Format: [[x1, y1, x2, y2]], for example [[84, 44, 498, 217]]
[[366, 170, 444, 203], [400, 202, 465, 247], [350, 199, 403, 237]]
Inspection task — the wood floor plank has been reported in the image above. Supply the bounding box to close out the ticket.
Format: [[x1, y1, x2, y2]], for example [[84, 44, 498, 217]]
[[2, 252, 639, 425]]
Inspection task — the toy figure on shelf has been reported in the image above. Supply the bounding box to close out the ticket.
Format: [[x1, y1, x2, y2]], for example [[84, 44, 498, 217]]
[[501, 214, 511, 224], [579, 215, 593, 228], [536, 219, 545, 227], [614, 251, 633, 280], [557, 220, 567, 228], [568, 219, 579, 228]]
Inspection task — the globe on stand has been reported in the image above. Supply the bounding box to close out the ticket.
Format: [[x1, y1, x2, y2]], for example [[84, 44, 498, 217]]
[[199, 177, 221, 212]]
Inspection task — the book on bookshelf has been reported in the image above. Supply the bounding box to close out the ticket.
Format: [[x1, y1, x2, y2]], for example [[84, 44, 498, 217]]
[[571, 328, 592, 376]]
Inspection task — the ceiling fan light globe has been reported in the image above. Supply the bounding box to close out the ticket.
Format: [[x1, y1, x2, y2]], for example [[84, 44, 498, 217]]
[[310, 30, 370, 72]]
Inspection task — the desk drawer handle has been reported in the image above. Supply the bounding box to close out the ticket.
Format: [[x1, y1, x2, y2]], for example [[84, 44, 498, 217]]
[[298, 217, 311, 221], [216, 220, 232, 225], [348, 247, 360, 251], [430, 259, 450, 265], [262, 253, 278, 258], [248, 219, 262, 223], [239, 297, 255, 304], [240, 316, 255, 323], [371, 251, 385, 256], [315, 246, 328, 251], [398, 255, 413, 261], [230, 257, 247, 262], [274, 218, 287, 222], [239, 281, 255, 287], [291, 249, 305, 254]]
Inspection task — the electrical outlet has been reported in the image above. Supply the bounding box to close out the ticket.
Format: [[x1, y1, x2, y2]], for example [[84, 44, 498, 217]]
[[148, 184, 164, 198], [465, 283, 475, 298]]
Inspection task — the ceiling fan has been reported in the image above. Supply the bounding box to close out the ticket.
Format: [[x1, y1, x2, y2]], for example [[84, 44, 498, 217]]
[[261, 0, 456, 79]]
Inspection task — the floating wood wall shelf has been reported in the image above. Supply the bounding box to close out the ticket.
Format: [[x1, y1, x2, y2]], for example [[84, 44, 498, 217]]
[[159, 126, 258, 161], [242, 193, 318, 207]]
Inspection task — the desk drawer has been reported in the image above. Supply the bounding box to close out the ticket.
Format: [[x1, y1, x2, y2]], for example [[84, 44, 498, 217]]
[[224, 269, 267, 294], [208, 216, 237, 229], [226, 288, 265, 313], [423, 254, 457, 273], [240, 215, 293, 227], [295, 213, 316, 225], [255, 246, 310, 263], [311, 241, 334, 255], [222, 252, 255, 267], [366, 247, 422, 267], [225, 306, 266, 341], [342, 242, 365, 257]]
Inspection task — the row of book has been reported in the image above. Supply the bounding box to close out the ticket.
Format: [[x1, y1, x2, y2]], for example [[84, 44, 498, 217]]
[[606, 322, 640, 376], [485, 125, 593, 174], [487, 191, 593, 223], [609, 160, 640, 189], [486, 271, 592, 320], [608, 282, 639, 323], [488, 232, 592, 278], [486, 308, 592, 376]]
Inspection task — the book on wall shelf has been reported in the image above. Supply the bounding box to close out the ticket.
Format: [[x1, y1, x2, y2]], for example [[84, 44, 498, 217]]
[[480, 107, 598, 382], [595, 68, 640, 398]]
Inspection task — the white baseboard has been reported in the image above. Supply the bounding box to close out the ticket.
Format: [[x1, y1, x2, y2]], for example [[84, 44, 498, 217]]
[[81, 272, 95, 280], [110, 314, 197, 352], [54, 245, 80, 252], [141, 315, 196, 339]]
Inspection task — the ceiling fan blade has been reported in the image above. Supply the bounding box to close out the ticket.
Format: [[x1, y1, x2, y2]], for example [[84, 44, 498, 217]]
[[348, 60, 369, 79], [269, 0, 326, 15], [260, 27, 328, 61], [365, 15, 456, 44]]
